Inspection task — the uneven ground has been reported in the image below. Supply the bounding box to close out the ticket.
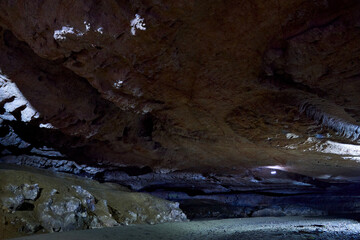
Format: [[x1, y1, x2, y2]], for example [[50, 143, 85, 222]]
[[14, 216, 360, 240]]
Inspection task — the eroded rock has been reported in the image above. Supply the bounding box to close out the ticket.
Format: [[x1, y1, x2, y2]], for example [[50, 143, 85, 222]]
[[1, 183, 39, 212], [90, 199, 118, 228], [0, 165, 187, 239], [37, 194, 86, 232]]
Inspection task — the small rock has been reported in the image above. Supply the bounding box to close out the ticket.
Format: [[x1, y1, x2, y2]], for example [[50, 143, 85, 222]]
[[1, 193, 24, 211], [71, 185, 96, 211], [22, 184, 40, 200], [286, 133, 300, 139], [38, 195, 86, 232], [1, 183, 39, 211], [91, 199, 118, 228], [50, 189, 58, 196], [19, 217, 42, 234]]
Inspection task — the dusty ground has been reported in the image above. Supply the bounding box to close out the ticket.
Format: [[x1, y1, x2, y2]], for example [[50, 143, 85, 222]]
[[13, 216, 360, 240]]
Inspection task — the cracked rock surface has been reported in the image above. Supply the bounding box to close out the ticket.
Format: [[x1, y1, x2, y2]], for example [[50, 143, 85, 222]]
[[0, 164, 187, 239]]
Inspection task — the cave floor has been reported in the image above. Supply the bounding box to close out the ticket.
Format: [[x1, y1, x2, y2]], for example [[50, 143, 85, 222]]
[[15, 216, 360, 240]]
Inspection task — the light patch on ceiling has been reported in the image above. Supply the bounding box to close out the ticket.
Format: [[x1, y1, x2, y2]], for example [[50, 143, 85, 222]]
[[316, 140, 360, 156], [113, 80, 124, 89], [307, 140, 360, 162], [54, 26, 78, 40], [342, 156, 360, 162], [96, 27, 104, 34], [130, 14, 146, 35], [84, 21, 91, 31], [0, 71, 39, 122], [141, 105, 153, 114], [54, 21, 104, 41], [317, 174, 332, 179], [39, 123, 56, 129], [265, 165, 287, 171]]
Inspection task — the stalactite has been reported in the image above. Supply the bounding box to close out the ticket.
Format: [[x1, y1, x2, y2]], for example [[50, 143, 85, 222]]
[[299, 100, 360, 140]]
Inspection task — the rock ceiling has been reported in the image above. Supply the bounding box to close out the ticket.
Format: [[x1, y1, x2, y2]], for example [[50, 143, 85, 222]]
[[1, 0, 360, 182]]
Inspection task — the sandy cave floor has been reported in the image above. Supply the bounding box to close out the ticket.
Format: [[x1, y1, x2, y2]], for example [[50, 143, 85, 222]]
[[13, 216, 360, 240]]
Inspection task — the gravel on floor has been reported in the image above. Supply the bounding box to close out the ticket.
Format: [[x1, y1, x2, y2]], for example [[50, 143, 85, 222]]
[[13, 216, 360, 240]]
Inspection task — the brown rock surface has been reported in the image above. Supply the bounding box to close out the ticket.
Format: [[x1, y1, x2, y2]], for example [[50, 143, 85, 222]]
[[1, 0, 360, 181], [0, 164, 187, 239]]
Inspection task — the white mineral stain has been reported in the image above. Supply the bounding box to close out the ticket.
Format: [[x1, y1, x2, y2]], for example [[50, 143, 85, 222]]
[[130, 14, 146, 36], [0, 71, 39, 122]]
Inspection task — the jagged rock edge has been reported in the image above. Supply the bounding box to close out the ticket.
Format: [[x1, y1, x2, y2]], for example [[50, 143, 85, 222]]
[[299, 101, 360, 140]]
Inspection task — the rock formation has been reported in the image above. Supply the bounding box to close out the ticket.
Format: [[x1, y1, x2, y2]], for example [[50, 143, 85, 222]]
[[1, 0, 360, 236], [0, 165, 186, 239]]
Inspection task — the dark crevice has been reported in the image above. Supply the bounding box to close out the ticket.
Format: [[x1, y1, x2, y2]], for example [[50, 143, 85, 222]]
[[95, 166, 153, 179], [0, 96, 15, 109], [140, 185, 207, 196], [10, 105, 27, 121], [140, 186, 322, 197], [260, 73, 327, 98], [16, 202, 35, 211], [137, 113, 154, 139]]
